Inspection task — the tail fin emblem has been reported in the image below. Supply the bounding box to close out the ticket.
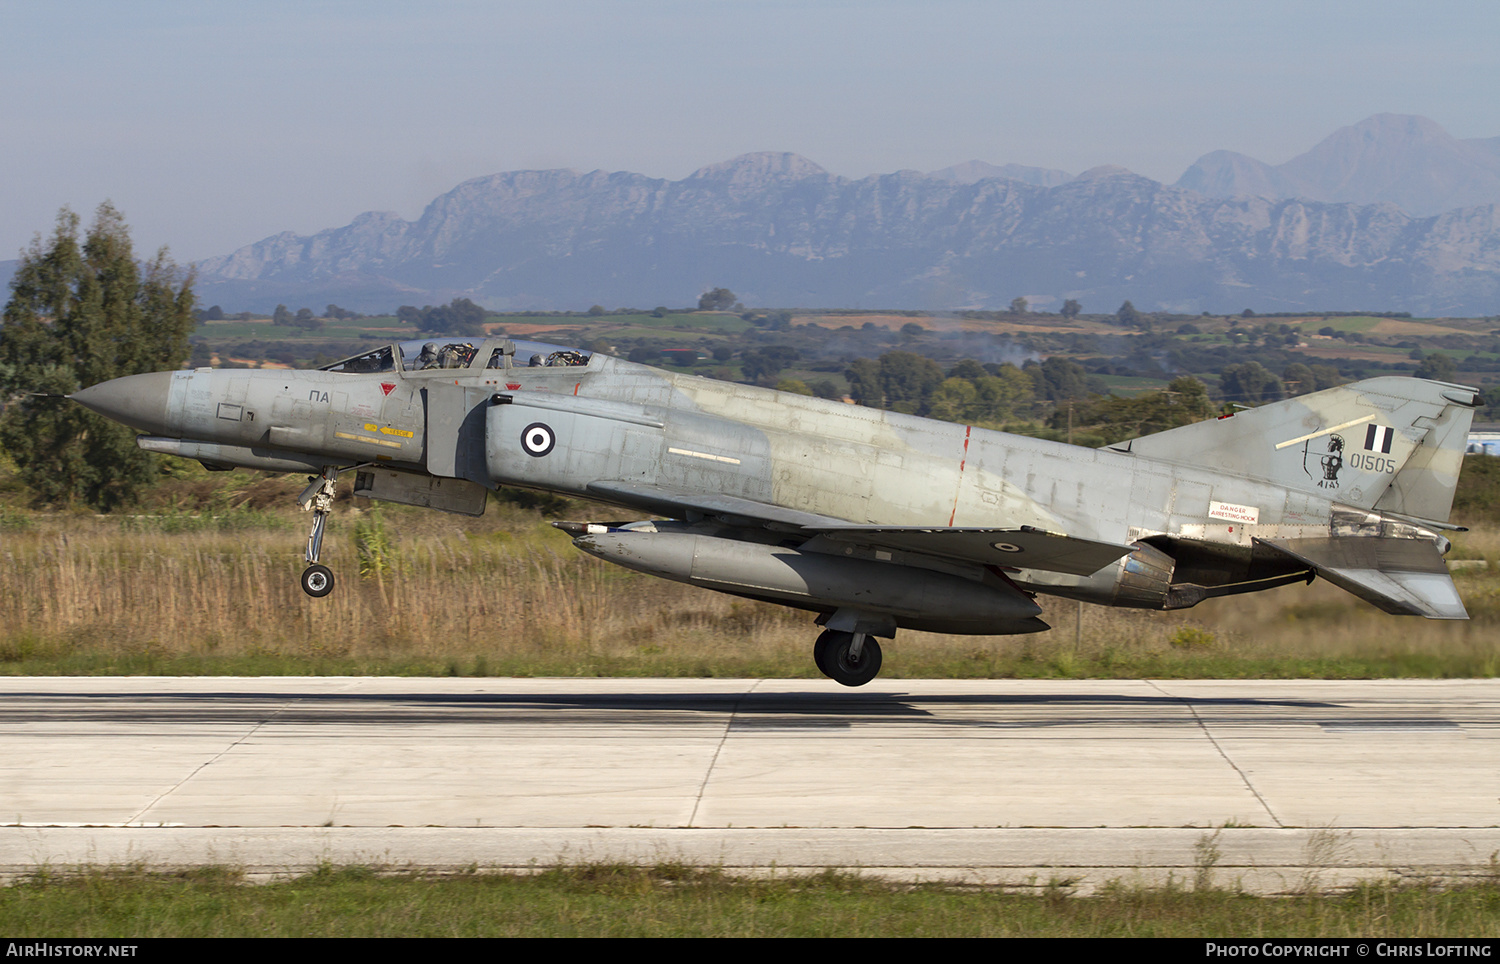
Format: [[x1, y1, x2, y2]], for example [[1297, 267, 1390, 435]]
[[1303, 434, 1344, 488]]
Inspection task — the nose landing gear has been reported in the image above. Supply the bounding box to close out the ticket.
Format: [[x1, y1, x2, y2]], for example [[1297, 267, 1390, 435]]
[[301, 563, 334, 597], [298, 466, 341, 597]]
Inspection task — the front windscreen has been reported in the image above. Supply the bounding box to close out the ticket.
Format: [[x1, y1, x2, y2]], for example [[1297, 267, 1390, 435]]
[[319, 345, 396, 373]]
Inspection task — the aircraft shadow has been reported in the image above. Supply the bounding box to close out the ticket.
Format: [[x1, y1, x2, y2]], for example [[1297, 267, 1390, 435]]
[[0, 687, 1349, 727]]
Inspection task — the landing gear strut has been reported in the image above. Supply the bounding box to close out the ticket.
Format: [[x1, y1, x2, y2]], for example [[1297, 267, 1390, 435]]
[[814, 629, 883, 687], [298, 466, 340, 597]]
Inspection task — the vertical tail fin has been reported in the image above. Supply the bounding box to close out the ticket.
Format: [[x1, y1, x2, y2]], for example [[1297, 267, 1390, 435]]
[[1123, 377, 1483, 522]]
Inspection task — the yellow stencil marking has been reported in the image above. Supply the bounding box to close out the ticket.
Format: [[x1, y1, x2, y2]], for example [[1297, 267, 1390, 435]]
[[361, 422, 413, 439], [335, 431, 402, 449]]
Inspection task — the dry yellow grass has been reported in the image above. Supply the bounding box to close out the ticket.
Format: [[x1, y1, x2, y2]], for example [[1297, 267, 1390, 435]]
[[0, 501, 1495, 678]]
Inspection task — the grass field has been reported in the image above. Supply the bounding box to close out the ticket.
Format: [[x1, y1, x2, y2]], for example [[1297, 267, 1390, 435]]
[[0, 462, 1496, 679], [4, 864, 1498, 937]]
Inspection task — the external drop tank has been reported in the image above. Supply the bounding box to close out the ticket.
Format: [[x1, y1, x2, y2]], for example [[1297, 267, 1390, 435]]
[[567, 523, 1049, 636]]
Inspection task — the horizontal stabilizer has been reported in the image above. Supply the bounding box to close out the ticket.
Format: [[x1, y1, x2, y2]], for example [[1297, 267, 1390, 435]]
[[815, 526, 1135, 576], [1256, 536, 1468, 619]]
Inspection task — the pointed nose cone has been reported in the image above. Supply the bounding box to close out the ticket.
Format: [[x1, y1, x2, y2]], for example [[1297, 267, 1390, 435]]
[[71, 372, 176, 434]]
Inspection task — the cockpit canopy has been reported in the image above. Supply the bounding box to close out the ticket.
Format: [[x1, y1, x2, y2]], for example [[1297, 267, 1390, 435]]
[[320, 337, 592, 374]]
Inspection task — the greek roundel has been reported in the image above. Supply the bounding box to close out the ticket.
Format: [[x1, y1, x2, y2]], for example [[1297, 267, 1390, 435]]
[[521, 422, 556, 457]]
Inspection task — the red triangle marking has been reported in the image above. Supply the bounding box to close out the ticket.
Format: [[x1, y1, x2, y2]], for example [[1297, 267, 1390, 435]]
[[380, 382, 396, 396], [506, 383, 521, 390]]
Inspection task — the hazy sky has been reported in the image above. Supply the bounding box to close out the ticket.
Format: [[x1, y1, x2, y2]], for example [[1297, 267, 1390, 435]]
[[4, 0, 1499, 262]]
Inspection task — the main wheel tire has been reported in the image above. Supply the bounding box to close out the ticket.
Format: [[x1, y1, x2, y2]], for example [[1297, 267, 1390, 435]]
[[301, 564, 335, 598], [813, 630, 843, 678], [828, 635, 882, 687]]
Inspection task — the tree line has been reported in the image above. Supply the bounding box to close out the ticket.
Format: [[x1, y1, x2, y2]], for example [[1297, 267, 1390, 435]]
[[0, 204, 195, 509]]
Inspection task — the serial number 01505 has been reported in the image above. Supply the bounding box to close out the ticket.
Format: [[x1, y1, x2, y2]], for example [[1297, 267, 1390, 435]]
[[1349, 452, 1398, 474]]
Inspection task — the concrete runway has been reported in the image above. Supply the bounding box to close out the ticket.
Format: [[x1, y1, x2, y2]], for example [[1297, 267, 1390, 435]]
[[2, 677, 1498, 893]]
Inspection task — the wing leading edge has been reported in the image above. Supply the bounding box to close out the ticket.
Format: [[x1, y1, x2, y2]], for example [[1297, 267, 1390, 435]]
[[586, 480, 1135, 576], [811, 525, 1134, 576]]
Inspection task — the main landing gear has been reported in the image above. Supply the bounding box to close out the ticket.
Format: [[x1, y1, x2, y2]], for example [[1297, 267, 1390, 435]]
[[813, 629, 883, 687], [298, 466, 340, 598]]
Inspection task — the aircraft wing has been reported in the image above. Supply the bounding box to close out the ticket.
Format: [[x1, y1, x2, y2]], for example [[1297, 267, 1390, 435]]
[[810, 526, 1133, 576], [586, 481, 851, 529], [1255, 536, 1469, 619], [586, 481, 1134, 577]]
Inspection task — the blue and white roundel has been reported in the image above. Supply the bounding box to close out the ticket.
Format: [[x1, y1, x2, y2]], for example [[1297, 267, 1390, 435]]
[[521, 422, 555, 457]]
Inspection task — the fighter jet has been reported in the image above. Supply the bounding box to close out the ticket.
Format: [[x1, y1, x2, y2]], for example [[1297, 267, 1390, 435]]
[[71, 335, 1481, 686]]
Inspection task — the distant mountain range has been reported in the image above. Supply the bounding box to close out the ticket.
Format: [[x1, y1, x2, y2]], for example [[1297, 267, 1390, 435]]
[[1176, 114, 1500, 217], [176, 115, 1500, 315]]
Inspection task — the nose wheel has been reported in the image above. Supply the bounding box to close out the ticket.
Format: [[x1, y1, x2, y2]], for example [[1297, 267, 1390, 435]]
[[301, 563, 335, 597], [298, 466, 341, 597]]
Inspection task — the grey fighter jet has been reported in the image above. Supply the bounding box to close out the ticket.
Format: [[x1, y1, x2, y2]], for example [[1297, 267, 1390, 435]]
[[71, 335, 1481, 686]]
